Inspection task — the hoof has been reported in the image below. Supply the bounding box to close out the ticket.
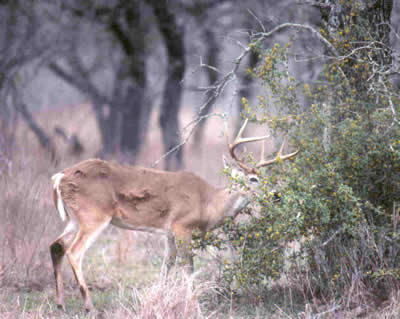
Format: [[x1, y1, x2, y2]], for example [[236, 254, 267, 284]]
[[56, 303, 66, 312], [85, 306, 101, 318], [85, 302, 95, 313]]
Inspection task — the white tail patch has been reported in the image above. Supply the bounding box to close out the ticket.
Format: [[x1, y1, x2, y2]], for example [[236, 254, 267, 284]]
[[52, 172, 67, 222]]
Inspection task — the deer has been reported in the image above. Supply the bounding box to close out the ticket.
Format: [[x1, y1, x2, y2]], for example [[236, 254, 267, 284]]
[[49, 118, 299, 311]]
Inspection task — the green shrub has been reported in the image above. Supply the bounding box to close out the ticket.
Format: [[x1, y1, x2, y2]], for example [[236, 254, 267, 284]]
[[198, 10, 400, 305]]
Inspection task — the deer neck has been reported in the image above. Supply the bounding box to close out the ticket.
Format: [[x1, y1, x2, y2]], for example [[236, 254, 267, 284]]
[[205, 188, 250, 231]]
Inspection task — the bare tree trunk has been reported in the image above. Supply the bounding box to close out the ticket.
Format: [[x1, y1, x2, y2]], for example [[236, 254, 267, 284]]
[[0, 81, 17, 153], [49, 61, 119, 156], [235, 14, 262, 132], [147, 0, 185, 170], [51, 1, 149, 160], [91, 102, 120, 156], [193, 27, 219, 147], [320, 0, 393, 62], [235, 48, 259, 132], [319, 0, 393, 118], [112, 3, 147, 159], [15, 101, 57, 161], [0, 1, 55, 160]]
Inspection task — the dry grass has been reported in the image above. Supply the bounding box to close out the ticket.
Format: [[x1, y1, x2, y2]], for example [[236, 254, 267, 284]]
[[0, 104, 230, 317], [113, 271, 216, 319], [0, 155, 57, 289], [1, 104, 400, 318]]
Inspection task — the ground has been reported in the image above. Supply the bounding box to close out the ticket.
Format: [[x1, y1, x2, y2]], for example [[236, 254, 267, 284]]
[[1, 104, 398, 318]]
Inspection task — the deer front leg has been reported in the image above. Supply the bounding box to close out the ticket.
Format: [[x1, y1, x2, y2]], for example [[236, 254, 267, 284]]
[[161, 232, 177, 280], [172, 224, 194, 274]]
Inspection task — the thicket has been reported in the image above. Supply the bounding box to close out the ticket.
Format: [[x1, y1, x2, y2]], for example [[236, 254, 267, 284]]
[[198, 2, 400, 308]]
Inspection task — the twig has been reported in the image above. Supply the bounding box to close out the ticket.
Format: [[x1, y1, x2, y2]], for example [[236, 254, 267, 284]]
[[152, 112, 225, 168], [247, 9, 266, 33], [313, 304, 342, 318], [274, 304, 292, 318], [296, 0, 332, 8], [198, 55, 221, 74], [254, 23, 339, 57], [153, 21, 344, 166], [320, 227, 343, 248]]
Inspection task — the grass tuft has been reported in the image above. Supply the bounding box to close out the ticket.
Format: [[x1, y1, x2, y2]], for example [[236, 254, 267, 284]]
[[115, 271, 215, 319]]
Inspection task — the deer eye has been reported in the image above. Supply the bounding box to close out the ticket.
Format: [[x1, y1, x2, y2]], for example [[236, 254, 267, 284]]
[[249, 177, 259, 184]]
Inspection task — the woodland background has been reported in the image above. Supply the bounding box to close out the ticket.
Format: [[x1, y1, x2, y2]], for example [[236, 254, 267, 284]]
[[1, 0, 400, 318]]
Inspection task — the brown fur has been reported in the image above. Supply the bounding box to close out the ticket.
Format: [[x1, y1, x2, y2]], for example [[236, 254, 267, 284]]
[[58, 159, 227, 231]]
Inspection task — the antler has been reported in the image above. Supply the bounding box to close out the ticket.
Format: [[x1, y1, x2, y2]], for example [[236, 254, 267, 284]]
[[255, 135, 299, 168], [225, 118, 270, 173], [225, 118, 299, 173]]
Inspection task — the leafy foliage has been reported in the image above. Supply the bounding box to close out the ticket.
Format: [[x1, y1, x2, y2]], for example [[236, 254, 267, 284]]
[[197, 2, 400, 305]]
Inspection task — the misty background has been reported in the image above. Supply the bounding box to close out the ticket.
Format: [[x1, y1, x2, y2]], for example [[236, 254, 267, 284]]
[[0, 0, 399, 172]]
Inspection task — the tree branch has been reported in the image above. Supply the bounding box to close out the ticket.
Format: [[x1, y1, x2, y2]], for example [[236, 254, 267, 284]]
[[49, 62, 108, 105], [14, 99, 57, 161]]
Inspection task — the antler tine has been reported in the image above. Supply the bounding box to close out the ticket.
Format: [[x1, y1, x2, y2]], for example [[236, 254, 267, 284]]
[[260, 140, 265, 163], [226, 118, 270, 173], [277, 135, 287, 157], [256, 135, 299, 168], [233, 119, 270, 145]]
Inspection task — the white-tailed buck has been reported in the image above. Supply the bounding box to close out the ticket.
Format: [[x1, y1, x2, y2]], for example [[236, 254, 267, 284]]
[[49, 119, 298, 311]]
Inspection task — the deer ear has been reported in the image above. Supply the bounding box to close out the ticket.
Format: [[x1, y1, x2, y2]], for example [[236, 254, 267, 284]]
[[222, 155, 230, 169]]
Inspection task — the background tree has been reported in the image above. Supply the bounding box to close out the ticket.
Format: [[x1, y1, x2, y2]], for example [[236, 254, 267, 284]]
[[48, 0, 149, 159], [146, 0, 186, 170], [2, 0, 400, 317], [46, 0, 188, 168], [0, 1, 57, 160]]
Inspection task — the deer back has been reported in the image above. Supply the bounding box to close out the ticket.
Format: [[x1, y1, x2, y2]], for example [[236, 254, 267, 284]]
[[58, 159, 219, 230]]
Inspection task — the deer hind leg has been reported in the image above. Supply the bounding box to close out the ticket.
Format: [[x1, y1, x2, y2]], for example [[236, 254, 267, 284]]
[[161, 232, 178, 279], [66, 218, 110, 311], [49, 221, 77, 310]]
